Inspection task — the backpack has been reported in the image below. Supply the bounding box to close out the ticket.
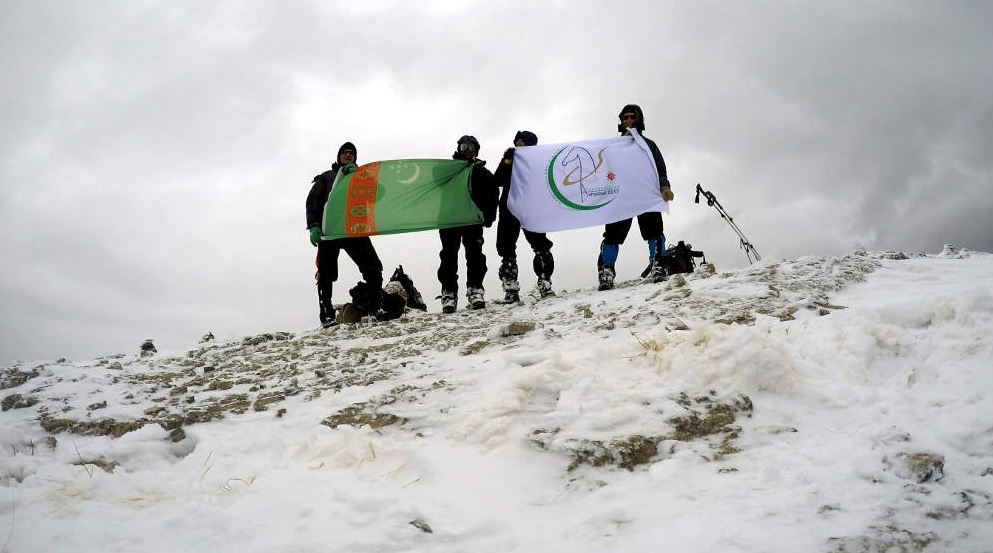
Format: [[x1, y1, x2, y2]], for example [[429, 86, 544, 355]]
[[347, 281, 381, 319], [390, 265, 427, 311], [663, 241, 706, 275], [378, 282, 407, 321], [342, 266, 426, 324]]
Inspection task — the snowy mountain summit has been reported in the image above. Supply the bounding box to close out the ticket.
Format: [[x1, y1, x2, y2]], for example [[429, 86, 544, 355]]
[[3, 247, 993, 552]]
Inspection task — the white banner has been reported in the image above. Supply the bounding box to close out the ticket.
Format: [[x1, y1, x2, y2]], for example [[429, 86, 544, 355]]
[[507, 129, 667, 233]]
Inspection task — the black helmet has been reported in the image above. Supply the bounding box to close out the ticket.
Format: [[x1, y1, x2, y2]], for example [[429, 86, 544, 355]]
[[617, 104, 645, 134], [455, 135, 480, 157]]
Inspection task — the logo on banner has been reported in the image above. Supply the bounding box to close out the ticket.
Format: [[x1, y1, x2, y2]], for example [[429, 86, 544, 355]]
[[545, 145, 619, 210]]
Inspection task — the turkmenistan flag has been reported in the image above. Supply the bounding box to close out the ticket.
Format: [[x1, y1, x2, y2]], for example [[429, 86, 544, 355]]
[[321, 159, 482, 239]]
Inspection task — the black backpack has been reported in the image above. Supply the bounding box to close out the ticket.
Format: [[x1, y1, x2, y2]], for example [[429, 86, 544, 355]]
[[348, 281, 381, 318], [344, 266, 427, 323], [663, 241, 705, 275], [390, 265, 427, 311]]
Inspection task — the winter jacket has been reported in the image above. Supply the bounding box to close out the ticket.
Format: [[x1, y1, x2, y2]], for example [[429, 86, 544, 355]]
[[642, 135, 671, 191], [467, 160, 498, 226], [305, 163, 342, 230], [494, 148, 515, 208], [617, 104, 670, 191]]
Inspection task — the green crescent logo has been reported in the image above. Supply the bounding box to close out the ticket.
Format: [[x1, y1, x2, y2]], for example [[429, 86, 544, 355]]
[[546, 147, 614, 211]]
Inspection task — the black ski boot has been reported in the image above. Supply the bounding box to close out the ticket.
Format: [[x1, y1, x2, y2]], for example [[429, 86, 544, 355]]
[[498, 256, 520, 303]]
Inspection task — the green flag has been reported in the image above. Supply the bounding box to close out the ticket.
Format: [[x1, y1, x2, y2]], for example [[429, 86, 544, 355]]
[[321, 159, 483, 239]]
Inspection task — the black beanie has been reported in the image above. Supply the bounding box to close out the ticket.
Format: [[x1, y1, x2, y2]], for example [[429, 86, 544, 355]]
[[337, 142, 356, 163], [514, 130, 538, 146], [618, 104, 646, 134]]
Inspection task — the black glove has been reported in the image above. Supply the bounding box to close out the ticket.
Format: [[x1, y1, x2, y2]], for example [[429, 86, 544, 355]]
[[502, 147, 515, 165]]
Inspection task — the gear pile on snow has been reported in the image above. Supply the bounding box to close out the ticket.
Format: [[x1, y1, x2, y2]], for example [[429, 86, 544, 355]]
[[340, 266, 427, 324], [664, 241, 706, 276]]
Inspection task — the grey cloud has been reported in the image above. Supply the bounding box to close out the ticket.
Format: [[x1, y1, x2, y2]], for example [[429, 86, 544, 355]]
[[2, 0, 991, 363]]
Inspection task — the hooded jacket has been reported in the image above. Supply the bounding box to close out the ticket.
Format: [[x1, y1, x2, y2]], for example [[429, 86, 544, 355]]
[[618, 104, 670, 190], [305, 142, 356, 229]]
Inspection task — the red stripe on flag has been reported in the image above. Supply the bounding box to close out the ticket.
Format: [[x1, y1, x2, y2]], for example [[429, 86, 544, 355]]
[[344, 162, 380, 237]]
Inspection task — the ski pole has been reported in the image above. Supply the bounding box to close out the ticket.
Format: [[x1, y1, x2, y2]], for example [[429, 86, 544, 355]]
[[694, 183, 761, 263]]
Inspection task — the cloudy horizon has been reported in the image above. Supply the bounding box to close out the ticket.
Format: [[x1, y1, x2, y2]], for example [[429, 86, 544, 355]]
[[2, 0, 992, 364]]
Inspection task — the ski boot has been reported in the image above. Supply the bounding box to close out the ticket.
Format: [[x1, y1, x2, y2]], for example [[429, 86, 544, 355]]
[[644, 237, 667, 283], [646, 260, 667, 283], [467, 287, 486, 310], [440, 290, 457, 314], [537, 278, 555, 298], [499, 257, 520, 303], [533, 250, 555, 298], [501, 289, 520, 304], [597, 242, 619, 291], [598, 265, 616, 291], [320, 306, 338, 328]]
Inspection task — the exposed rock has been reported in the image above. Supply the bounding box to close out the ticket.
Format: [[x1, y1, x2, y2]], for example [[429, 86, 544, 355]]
[[253, 394, 285, 411], [242, 332, 293, 346], [409, 518, 433, 533], [530, 429, 669, 472], [1, 369, 39, 390], [827, 525, 938, 552], [168, 428, 186, 442], [460, 340, 489, 355], [321, 403, 406, 429], [39, 415, 146, 438], [890, 452, 945, 483], [208, 380, 234, 391], [2, 394, 39, 411], [499, 321, 535, 337], [73, 457, 119, 474]]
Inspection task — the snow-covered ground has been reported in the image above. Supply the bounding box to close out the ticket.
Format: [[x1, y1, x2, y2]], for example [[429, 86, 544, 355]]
[[2, 246, 992, 552]]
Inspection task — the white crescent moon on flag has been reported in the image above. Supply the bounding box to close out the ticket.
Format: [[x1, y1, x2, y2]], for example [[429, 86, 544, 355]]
[[397, 163, 421, 184]]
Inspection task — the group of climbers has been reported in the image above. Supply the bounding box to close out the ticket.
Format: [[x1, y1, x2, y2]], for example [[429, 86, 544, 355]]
[[303, 103, 673, 327]]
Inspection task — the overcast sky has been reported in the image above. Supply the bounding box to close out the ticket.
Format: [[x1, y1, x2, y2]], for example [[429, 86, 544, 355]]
[[2, 0, 992, 364]]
